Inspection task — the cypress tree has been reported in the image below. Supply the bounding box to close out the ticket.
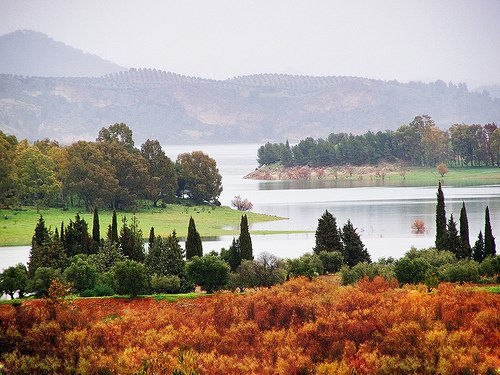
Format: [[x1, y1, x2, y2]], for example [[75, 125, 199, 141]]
[[341, 220, 371, 267], [313, 210, 343, 254], [108, 209, 119, 243], [444, 214, 460, 256], [472, 231, 485, 262], [119, 215, 145, 262], [60, 221, 64, 244], [185, 217, 203, 259], [225, 238, 241, 272], [64, 214, 92, 256], [458, 202, 471, 259], [239, 214, 253, 260], [282, 140, 294, 167], [148, 227, 155, 252], [435, 182, 447, 250], [54, 227, 59, 241], [92, 208, 100, 247], [32, 215, 50, 248], [484, 206, 496, 257]]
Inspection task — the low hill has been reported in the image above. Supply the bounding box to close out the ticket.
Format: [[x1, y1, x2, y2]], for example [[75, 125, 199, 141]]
[[0, 30, 125, 77], [0, 68, 499, 143]]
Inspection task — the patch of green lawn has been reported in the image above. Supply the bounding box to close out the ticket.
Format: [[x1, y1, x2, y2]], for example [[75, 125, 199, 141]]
[[0, 205, 288, 246]]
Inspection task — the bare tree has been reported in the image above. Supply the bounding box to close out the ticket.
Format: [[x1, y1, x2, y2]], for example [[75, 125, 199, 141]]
[[231, 195, 253, 211]]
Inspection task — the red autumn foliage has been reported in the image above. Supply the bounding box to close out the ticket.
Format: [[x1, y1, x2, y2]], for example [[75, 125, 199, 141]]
[[0, 276, 498, 374]]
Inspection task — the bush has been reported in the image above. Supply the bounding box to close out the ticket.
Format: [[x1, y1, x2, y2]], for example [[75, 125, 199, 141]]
[[340, 262, 395, 285], [186, 255, 230, 293], [394, 257, 431, 285], [63, 257, 98, 292], [81, 284, 115, 297], [479, 255, 500, 277], [31, 267, 61, 296], [111, 260, 148, 297], [0, 263, 28, 299], [287, 253, 324, 280], [150, 274, 181, 294], [439, 260, 480, 283], [318, 251, 343, 274], [234, 255, 287, 290]]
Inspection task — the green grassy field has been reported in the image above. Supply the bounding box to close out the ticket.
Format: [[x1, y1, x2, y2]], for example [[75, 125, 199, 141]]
[[383, 167, 500, 185], [0, 205, 296, 246]]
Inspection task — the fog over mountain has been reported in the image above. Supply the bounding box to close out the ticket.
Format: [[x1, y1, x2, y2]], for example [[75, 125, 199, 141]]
[[0, 30, 125, 77]]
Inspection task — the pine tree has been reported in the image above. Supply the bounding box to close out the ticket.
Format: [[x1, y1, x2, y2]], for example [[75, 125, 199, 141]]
[[54, 227, 59, 241], [148, 227, 155, 252], [185, 217, 203, 259], [435, 182, 447, 250], [341, 220, 371, 267], [107, 209, 119, 243], [444, 214, 460, 256], [221, 238, 241, 272], [484, 206, 496, 257], [92, 207, 101, 250], [282, 140, 294, 167], [472, 231, 485, 262], [458, 202, 471, 259], [239, 214, 253, 260], [64, 214, 92, 256], [313, 210, 343, 254], [32, 215, 50, 248]]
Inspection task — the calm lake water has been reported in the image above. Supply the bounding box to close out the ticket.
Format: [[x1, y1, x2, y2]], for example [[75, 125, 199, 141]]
[[1, 143, 499, 271]]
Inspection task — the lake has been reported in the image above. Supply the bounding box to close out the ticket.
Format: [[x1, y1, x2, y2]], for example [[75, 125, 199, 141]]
[[1, 143, 498, 270]]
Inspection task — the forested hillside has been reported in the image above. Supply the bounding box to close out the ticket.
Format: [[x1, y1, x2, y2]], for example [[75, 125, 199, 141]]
[[0, 68, 499, 143]]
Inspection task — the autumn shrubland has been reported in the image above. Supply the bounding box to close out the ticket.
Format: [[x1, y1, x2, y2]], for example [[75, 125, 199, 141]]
[[0, 275, 499, 374]]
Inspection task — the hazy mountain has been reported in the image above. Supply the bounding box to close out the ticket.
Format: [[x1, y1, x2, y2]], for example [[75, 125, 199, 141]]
[[473, 85, 500, 99], [0, 69, 498, 144], [0, 30, 125, 77]]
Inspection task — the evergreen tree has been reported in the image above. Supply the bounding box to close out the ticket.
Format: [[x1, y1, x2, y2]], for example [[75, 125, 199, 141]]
[[28, 217, 67, 276], [54, 227, 59, 241], [32, 215, 50, 248], [341, 220, 371, 267], [239, 214, 253, 260], [313, 210, 343, 254], [435, 182, 447, 250], [472, 231, 485, 262], [60, 221, 64, 244], [444, 214, 460, 256], [282, 140, 294, 167], [107, 209, 119, 243], [185, 217, 203, 259], [63, 214, 92, 256], [119, 215, 144, 262], [221, 238, 241, 272], [484, 206, 496, 257], [94, 240, 126, 272], [92, 207, 101, 250], [164, 231, 186, 277], [148, 227, 155, 252], [458, 202, 471, 259]]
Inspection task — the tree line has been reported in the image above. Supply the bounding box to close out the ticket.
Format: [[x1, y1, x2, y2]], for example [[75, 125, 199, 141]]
[[257, 115, 500, 167], [0, 123, 223, 210]]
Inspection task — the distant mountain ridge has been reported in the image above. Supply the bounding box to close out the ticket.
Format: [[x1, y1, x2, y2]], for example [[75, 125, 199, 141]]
[[0, 30, 125, 77], [0, 30, 498, 144], [1, 68, 498, 144]]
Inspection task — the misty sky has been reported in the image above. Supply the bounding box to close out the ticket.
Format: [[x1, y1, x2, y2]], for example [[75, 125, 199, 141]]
[[0, 0, 499, 87]]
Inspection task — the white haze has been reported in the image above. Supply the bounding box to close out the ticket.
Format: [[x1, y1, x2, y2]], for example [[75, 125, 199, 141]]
[[0, 0, 499, 87]]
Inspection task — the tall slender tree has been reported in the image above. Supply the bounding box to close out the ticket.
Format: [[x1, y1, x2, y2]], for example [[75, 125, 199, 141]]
[[60, 221, 64, 244], [484, 206, 496, 257], [341, 220, 371, 267], [92, 207, 101, 250], [282, 140, 294, 167], [435, 182, 447, 250], [119, 215, 144, 262], [239, 214, 253, 260], [472, 231, 485, 262], [444, 214, 460, 256], [185, 217, 203, 259], [108, 209, 119, 243], [313, 210, 343, 254], [458, 202, 471, 259], [148, 227, 155, 252]]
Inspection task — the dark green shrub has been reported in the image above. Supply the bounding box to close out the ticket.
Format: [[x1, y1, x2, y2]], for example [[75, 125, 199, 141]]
[[150, 274, 181, 294], [111, 260, 148, 297], [31, 267, 61, 296], [479, 255, 500, 277], [318, 251, 343, 274], [186, 255, 230, 293], [63, 257, 98, 292], [0, 263, 28, 299], [439, 260, 480, 283], [394, 257, 431, 285], [81, 284, 115, 297], [287, 253, 324, 280], [340, 262, 395, 285]]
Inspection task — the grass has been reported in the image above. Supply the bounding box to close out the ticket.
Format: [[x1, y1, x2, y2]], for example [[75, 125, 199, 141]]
[[0, 205, 291, 246], [475, 285, 500, 294], [383, 167, 500, 185]]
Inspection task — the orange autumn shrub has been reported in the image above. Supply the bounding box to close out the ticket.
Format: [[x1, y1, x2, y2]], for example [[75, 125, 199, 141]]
[[0, 276, 499, 374]]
